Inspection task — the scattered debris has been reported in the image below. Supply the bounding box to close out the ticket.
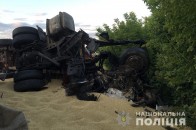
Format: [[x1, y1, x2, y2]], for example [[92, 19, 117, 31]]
[[0, 92, 3, 98], [115, 110, 119, 114], [144, 108, 153, 113], [156, 105, 169, 111], [105, 88, 127, 100]]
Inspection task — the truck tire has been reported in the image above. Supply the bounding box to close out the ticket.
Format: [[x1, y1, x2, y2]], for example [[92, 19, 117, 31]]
[[0, 39, 12, 47], [13, 34, 39, 48], [14, 70, 44, 82], [119, 47, 149, 75], [14, 79, 45, 92], [12, 26, 38, 37]]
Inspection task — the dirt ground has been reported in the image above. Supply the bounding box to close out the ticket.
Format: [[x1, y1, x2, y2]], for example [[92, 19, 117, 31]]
[[0, 79, 191, 130]]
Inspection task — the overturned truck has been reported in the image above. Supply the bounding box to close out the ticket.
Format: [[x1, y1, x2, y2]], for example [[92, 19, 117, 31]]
[[0, 12, 149, 101]]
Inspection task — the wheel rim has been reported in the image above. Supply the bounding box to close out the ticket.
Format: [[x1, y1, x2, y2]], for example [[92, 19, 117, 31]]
[[125, 55, 144, 73]]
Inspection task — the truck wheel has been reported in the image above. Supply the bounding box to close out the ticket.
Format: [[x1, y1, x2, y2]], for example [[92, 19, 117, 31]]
[[12, 26, 39, 49], [119, 47, 149, 75], [14, 79, 45, 92], [12, 26, 38, 37], [13, 34, 39, 48], [0, 39, 12, 47], [14, 70, 44, 82]]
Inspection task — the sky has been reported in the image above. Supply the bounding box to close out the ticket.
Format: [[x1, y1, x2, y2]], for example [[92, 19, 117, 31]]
[[0, 0, 151, 38]]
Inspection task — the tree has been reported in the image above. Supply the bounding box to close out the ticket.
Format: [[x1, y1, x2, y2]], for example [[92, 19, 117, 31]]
[[143, 0, 196, 128]]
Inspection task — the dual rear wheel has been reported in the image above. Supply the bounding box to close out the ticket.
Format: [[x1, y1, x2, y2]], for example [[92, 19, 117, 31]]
[[12, 26, 39, 49], [14, 70, 46, 92], [12, 27, 45, 91]]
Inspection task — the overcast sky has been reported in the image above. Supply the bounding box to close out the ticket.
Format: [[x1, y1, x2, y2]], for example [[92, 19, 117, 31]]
[[0, 0, 151, 38]]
